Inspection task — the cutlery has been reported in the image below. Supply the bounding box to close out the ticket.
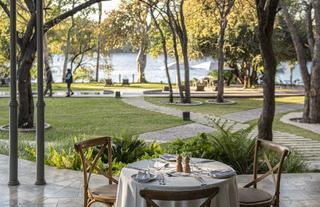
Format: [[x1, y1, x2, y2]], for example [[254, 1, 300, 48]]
[[194, 176, 207, 186], [158, 174, 166, 185]]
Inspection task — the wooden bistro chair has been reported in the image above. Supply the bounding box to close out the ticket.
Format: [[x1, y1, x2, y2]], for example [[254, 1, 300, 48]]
[[74, 137, 118, 207], [140, 187, 219, 207], [239, 139, 289, 207]]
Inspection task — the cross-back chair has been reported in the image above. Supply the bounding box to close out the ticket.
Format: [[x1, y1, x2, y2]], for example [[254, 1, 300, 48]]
[[74, 137, 118, 207], [140, 187, 219, 207], [239, 139, 289, 207]]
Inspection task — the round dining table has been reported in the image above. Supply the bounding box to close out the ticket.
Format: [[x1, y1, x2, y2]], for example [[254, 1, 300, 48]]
[[115, 157, 239, 207]]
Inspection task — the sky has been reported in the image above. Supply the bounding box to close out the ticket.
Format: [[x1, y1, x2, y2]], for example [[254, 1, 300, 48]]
[[101, 0, 121, 19]]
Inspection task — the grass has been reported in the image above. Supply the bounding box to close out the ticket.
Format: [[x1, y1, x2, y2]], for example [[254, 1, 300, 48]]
[[0, 83, 166, 92], [146, 96, 320, 141], [249, 111, 320, 141], [0, 97, 187, 142], [145, 96, 305, 117], [145, 97, 264, 116]]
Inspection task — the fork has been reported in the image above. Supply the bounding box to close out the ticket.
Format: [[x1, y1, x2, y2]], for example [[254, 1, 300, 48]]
[[194, 176, 207, 186], [158, 174, 166, 185]]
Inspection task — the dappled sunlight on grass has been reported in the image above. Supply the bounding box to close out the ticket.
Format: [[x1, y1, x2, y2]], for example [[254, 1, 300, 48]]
[[145, 97, 264, 116], [0, 98, 186, 142]]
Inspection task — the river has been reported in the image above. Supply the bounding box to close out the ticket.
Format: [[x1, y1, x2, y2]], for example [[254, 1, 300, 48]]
[[50, 53, 307, 84]]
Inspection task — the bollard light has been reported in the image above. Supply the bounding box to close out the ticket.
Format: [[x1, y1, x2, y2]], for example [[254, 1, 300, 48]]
[[183, 111, 190, 121]]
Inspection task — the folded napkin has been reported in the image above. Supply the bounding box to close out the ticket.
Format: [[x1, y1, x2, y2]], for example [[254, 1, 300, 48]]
[[208, 169, 236, 179], [133, 171, 157, 183]]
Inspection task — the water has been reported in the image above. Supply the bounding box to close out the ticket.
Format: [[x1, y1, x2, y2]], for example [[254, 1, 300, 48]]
[[50, 53, 306, 84]]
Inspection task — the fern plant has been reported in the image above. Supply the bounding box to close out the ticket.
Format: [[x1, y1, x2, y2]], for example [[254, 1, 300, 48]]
[[209, 120, 256, 174]]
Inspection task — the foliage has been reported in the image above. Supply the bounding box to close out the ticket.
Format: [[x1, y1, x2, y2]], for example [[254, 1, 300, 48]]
[[101, 0, 149, 51], [112, 133, 162, 163], [46, 144, 82, 170], [210, 121, 256, 174], [0, 11, 9, 78], [73, 67, 94, 82], [166, 133, 214, 158], [112, 133, 147, 163], [258, 149, 306, 174]]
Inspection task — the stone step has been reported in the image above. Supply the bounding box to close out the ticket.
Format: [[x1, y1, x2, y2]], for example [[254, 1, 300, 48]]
[[275, 142, 320, 147], [275, 140, 320, 144], [274, 138, 314, 142]]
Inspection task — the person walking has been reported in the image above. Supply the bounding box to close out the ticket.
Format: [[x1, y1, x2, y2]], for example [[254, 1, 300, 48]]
[[44, 68, 53, 97], [65, 69, 74, 97]]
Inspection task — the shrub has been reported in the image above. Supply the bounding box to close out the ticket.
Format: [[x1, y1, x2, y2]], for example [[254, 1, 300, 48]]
[[258, 150, 307, 174], [209, 122, 256, 174], [112, 133, 148, 163], [166, 133, 214, 158]]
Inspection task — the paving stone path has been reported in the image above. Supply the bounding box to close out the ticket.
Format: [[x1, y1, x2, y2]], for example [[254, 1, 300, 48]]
[[122, 97, 320, 169], [139, 123, 216, 142], [222, 104, 303, 123], [122, 97, 248, 139]]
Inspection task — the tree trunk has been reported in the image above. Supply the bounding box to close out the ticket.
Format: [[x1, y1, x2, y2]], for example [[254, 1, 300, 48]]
[[281, 2, 311, 122], [136, 40, 147, 83], [305, 2, 315, 56], [179, 0, 191, 103], [181, 42, 191, 103], [150, 9, 173, 103], [62, 20, 74, 82], [309, 0, 320, 123], [256, 0, 280, 141], [95, 1, 102, 82], [18, 38, 36, 128], [62, 1, 75, 82], [171, 25, 184, 102], [217, 19, 227, 102], [44, 33, 53, 87]]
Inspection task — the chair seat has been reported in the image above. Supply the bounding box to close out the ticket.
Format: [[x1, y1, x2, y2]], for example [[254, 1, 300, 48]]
[[91, 184, 118, 203], [239, 188, 273, 205]]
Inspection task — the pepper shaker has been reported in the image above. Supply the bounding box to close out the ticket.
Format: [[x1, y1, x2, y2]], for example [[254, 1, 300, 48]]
[[183, 156, 191, 173]]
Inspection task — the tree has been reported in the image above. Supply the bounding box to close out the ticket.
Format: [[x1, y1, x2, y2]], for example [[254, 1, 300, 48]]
[[95, 2, 102, 82], [68, 17, 96, 73], [139, 0, 191, 103], [0, 10, 10, 78], [280, 0, 320, 123], [62, 0, 76, 83], [310, 0, 320, 123], [102, 0, 150, 83], [0, 0, 110, 128], [214, 0, 235, 103], [167, 0, 191, 103], [255, 0, 280, 141], [148, 2, 174, 103]]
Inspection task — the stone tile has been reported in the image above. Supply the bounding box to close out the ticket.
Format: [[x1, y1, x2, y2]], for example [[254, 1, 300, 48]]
[[1, 153, 320, 207]]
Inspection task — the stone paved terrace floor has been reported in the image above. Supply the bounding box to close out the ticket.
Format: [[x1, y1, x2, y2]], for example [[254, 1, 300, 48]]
[[0, 155, 320, 207]]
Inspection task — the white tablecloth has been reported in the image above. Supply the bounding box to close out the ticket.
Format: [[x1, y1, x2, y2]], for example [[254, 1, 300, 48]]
[[115, 158, 239, 207]]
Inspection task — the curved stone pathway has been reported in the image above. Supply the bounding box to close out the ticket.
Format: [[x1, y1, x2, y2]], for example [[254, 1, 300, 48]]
[[122, 97, 320, 169], [222, 104, 303, 123], [281, 112, 320, 134], [122, 97, 248, 129]]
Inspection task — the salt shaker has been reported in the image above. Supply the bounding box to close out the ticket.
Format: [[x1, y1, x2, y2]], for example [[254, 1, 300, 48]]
[[176, 155, 183, 172]]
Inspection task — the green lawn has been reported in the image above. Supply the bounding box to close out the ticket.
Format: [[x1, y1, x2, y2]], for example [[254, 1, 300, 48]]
[[146, 96, 320, 141], [145, 97, 264, 117], [254, 111, 320, 141], [145, 96, 305, 117], [0, 98, 187, 142]]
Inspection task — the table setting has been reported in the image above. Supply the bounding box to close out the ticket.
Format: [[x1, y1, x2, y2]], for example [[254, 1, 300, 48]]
[[115, 154, 239, 207]]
